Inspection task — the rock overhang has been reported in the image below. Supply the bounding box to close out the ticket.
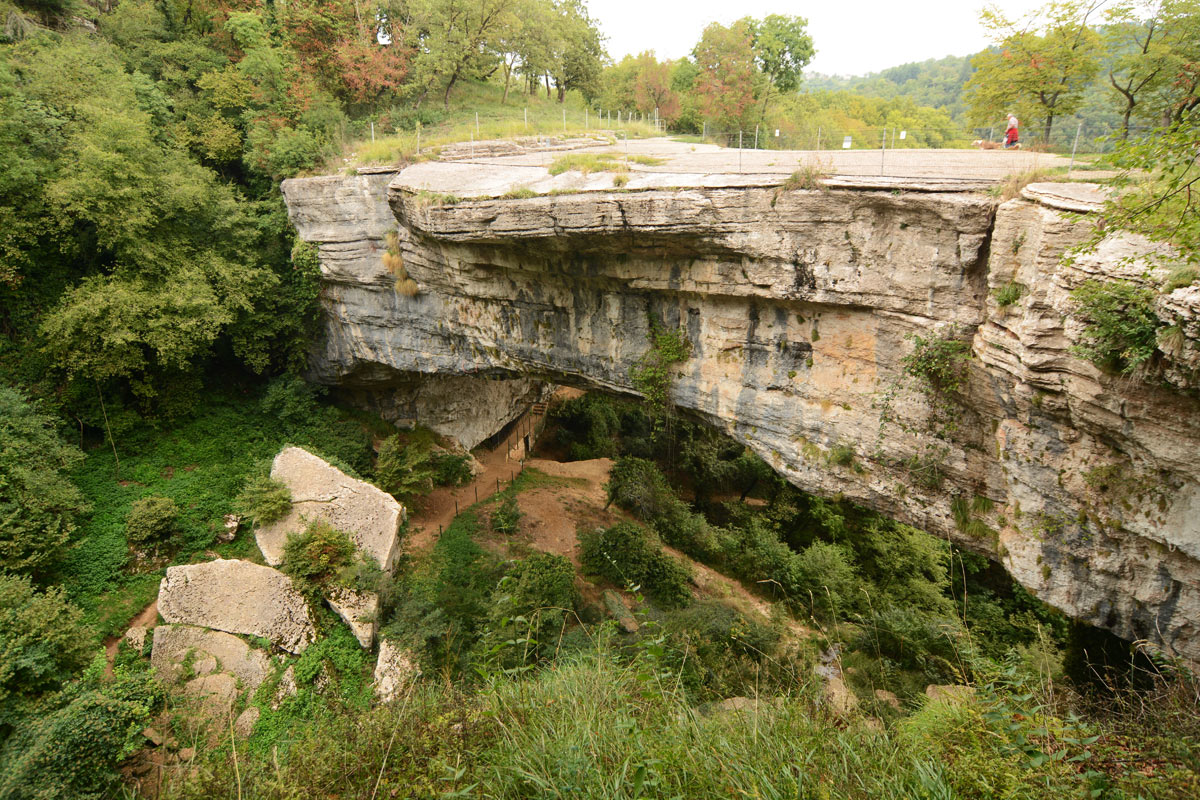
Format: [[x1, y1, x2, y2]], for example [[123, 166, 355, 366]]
[[283, 164, 1200, 666]]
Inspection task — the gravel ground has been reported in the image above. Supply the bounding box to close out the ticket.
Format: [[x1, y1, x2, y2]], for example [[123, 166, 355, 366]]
[[443, 136, 1117, 182]]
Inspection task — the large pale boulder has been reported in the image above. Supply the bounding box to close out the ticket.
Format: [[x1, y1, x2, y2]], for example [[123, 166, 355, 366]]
[[157, 559, 316, 654], [373, 640, 420, 702], [256, 446, 404, 572], [327, 587, 379, 649], [151, 624, 272, 691], [183, 673, 238, 716]]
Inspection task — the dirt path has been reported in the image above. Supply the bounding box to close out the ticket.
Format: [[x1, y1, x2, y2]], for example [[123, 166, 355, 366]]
[[406, 442, 526, 552], [103, 599, 159, 675], [508, 457, 616, 564]]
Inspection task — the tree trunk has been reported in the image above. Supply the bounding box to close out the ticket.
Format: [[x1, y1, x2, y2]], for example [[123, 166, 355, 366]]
[[1043, 109, 1055, 146], [557, 84, 565, 103], [502, 60, 512, 104], [759, 84, 772, 126], [544, 73, 551, 99], [443, 71, 460, 111]]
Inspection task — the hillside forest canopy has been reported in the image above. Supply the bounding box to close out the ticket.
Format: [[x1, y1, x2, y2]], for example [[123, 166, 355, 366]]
[[1, 0, 1200, 797]]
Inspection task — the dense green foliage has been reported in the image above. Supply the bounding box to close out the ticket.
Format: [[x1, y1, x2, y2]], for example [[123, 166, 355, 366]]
[[806, 55, 974, 120], [629, 320, 690, 437], [0, 662, 166, 800], [235, 474, 293, 527], [490, 492, 522, 534], [281, 518, 356, 598], [384, 511, 505, 677], [1070, 278, 1163, 374], [483, 552, 580, 667], [0, 574, 93, 726], [570, 392, 1066, 685], [1, 3, 1196, 795], [430, 451, 473, 486], [166, 645, 1200, 800], [579, 521, 693, 609], [0, 385, 89, 575], [123, 495, 179, 546], [60, 386, 374, 637], [374, 436, 434, 502], [1092, 105, 1200, 264]]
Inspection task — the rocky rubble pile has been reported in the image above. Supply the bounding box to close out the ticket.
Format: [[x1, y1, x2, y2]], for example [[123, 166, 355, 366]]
[[145, 446, 419, 747]]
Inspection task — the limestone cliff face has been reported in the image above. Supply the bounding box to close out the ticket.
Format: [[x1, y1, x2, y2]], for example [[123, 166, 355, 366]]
[[281, 170, 1200, 664], [281, 172, 543, 449]]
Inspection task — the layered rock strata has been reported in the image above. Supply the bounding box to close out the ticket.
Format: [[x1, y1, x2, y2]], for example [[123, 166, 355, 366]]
[[282, 168, 1200, 664], [281, 171, 543, 449]]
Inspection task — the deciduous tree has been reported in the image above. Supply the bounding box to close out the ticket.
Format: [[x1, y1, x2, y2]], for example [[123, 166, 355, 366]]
[[406, 0, 521, 109], [692, 20, 758, 131], [0, 386, 89, 575], [1104, 1, 1178, 136], [965, 1, 1103, 143], [632, 52, 679, 120], [745, 14, 814, 122]]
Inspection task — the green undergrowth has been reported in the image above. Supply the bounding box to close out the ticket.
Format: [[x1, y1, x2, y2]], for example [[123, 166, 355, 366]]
[[165, 644, 1200, 800], [57, 378, 380, 639]]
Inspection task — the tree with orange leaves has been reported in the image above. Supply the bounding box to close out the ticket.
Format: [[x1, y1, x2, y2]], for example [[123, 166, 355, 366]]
[[692, 20, 758, 131], [633, 52, 679, 121]]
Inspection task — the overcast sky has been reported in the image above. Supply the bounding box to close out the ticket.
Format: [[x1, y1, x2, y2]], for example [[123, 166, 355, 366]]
[[590, 0, 1052, 76]]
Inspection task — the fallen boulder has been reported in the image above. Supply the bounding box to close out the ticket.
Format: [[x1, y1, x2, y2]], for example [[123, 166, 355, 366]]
[[327, 587, 379, 649], [183, 673, 238, 716], [124, 625, 149, 652], [151, 624, 272, 691], [256, 446, 404, 572], [602, 590, 638, 634], [234, 707, 260, 738], [157, 559, 316, 654], [374, 639, 420, 703], [925, 684, 975, 704]]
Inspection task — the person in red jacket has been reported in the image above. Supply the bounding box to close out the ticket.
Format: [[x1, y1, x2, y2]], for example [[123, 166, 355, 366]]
[[1004, 113, 1020, 149]]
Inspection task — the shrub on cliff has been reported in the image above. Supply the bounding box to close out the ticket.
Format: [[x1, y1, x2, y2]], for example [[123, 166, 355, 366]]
[[282, 519, 355, 598], [236, 474, 293, 526], [1070, 279, 1161, 375]]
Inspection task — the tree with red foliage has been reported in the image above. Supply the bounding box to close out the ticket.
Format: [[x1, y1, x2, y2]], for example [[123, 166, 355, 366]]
[[692, 20, 758, 131], [633, 52, 679, 120]]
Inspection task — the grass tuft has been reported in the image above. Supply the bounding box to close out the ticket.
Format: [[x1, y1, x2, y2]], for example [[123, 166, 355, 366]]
[[548, 153, 628, 175]]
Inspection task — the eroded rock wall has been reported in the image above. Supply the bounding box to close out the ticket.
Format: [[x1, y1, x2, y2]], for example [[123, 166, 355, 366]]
[[281, 172, 1200, 664], [283, 172, 543, 449]]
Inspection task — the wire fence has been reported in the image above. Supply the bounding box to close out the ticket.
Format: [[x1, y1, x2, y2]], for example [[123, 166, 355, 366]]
[[381, 105, 1150, 183], [429, 131, 1120, 183]]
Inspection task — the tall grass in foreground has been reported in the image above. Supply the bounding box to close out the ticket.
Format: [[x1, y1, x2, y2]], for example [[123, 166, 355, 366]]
[[163, 644, 1198, 799]]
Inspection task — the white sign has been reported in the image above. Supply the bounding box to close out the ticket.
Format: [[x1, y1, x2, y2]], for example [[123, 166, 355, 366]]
[[900, 130, 907, 140], [775, 129, 780, 137], [842, 135, 852, 149]]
